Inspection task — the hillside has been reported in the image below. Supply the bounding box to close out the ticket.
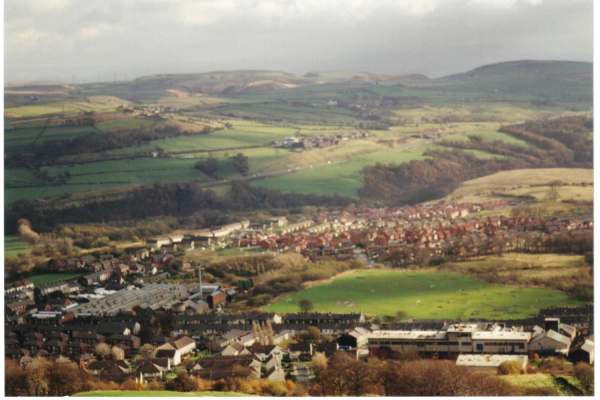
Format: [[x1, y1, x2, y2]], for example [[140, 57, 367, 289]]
[[4, 61, 593, 231], [304, 71, 430, 85], [432, 168, 593, 204], [434, 60, 593, 101]]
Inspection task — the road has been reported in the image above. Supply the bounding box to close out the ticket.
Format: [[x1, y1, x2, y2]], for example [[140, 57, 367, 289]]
[[293, 363, 311, 383]]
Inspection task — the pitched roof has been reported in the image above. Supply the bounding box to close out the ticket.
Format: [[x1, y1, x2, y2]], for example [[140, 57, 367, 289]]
[[136, 363, 165, 374], [173, 336, 195, 349], [289, 343, 312, 352], [532, 330, 571, 346]]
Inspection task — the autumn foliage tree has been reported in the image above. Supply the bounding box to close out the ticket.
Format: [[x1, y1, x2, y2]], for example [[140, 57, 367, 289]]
[[231, 153, 249, 175]]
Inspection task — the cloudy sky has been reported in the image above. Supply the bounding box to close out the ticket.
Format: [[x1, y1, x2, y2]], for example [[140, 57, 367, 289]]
[[4, 0, 593, 84]]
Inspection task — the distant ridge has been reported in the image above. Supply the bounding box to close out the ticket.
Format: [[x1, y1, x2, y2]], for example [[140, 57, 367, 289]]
[[439, 60, 592, 80]]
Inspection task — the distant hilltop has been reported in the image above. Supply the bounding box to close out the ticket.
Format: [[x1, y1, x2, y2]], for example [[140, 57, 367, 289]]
[[4, 60, 592, 101]]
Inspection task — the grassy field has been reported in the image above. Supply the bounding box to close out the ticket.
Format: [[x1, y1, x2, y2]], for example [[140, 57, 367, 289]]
[[267, 270, 582, 319], [433, 168, 593, 204], [437, 253, 591, 301], [438, 253, 588, 282], [253, 145, 431, 197], [3, 62, 591, 208], [74, 391, 251, 397], [5, 235, 32, 257], [443, 129, 535, 147], [500, 374, 580, 396], [103, 128, 289, 156], [25, 273, 86, 287]]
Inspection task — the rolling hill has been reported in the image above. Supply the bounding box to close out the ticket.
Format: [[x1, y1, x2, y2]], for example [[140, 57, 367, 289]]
[[434, 60, 592, 100]]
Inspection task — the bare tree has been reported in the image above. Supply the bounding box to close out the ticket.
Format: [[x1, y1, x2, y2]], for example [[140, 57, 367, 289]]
[[345, 357, 374, 396], [298, 298, 313, 314], [111, 346, 125, 360], [26, 357, 52, 396], [136, 343, 157, 360], [94, 343, 111, 359], [5, 359, 27, 396]]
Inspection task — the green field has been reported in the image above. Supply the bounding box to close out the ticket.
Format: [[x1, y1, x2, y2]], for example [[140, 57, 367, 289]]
[[267, 270, 582, 319], [500, 374, 582, 396], [253, 146, 431, 197], [4, 61, 592, 208], [443, 129, 535, 147], [74, 391, 251, 397], [25, 273, 86, 287], [5, 235, 31, 257], [103, 128, 289, 156]]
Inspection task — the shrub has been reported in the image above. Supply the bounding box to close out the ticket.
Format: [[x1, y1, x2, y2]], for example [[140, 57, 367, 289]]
[[259, 380, 289, 396], [498, 361, 523, 375]]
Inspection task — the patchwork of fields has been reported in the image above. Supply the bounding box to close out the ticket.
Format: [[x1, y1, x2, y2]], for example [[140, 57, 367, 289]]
[[267, 270, 582, 319], [5, 235, 31, 257], [4, 64, 592, 209]]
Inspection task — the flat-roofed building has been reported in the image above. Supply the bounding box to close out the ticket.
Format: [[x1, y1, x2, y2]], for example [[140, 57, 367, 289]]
[[367, 330, 449, 354], [471, 331, 531, 354], [456, 354, 529, 370], [446, 323, 479, 354], [368, 326, 532, 357]]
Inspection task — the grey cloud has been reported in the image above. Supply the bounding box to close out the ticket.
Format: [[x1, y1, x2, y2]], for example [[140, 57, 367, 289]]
[[4, 0, 593, 83]]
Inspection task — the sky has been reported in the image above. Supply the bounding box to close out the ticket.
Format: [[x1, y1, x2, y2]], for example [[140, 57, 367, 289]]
[[4, 0, 594, 84]]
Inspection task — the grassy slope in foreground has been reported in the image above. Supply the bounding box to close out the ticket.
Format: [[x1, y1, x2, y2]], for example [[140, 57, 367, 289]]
[[500, 374, 581, 396], [74, 391, 252, 397], [267, 270, 582, 319]]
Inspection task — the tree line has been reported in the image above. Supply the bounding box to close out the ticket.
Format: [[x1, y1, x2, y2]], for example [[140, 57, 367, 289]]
[[359, 116, 593, 204], [8, 181, 353, 233], [23, 123, 218, 160]]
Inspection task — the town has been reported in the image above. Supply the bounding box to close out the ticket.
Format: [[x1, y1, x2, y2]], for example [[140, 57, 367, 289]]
[[3, 0, 595, 396], [4, 200, 594, 396]]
